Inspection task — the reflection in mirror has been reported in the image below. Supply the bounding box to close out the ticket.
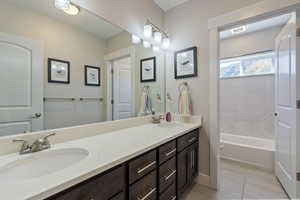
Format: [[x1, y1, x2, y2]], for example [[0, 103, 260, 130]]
[[0, 0, 165, 137]]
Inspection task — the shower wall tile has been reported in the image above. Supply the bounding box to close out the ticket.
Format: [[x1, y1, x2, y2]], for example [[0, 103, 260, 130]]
[[220, 75, 275, 139]]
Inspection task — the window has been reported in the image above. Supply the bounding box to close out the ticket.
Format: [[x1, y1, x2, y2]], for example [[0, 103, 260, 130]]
[[220, 51, 275, 78]]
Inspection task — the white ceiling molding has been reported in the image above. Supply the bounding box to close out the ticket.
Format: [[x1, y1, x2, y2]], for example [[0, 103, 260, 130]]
[[220, 14, 290, 39], [153, 0, 190, 12]]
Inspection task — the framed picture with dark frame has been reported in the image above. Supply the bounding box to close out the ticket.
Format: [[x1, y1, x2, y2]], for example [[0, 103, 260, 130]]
[[140, 57, 156, 82], [85, 65, 101, 86], [174, 46, 198, 79], [48, 58, 70, 84]]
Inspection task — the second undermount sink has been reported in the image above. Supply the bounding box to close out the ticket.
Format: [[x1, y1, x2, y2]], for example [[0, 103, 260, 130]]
[[0, 148, 89, 182]]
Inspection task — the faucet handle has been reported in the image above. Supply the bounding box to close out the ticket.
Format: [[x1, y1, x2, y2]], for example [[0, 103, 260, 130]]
[[12, 139, 28, 144], [43, 133, 56, 141], [13, 139, 31, 154]]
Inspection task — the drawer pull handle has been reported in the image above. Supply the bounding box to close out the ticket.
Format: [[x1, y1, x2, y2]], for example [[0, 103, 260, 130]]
[[137, 161, 156, 174], [165, 148, 176, 157], [170, 196, 176, 200], [137, 187, 156, 200], [188, 137, 196, 143], [164, 170, 176, 181]]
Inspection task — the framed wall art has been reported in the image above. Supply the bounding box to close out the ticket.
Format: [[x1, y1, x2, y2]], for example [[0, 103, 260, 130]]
[[48, 58, 70, 84], [140, 57, 156, 82], [85, 65, 100, 86], [174, 46, 198, 79]]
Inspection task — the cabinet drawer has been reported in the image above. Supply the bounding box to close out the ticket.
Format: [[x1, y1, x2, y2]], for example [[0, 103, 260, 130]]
[[129, 150, 157, 184], [110, 192, 125, 200], [159, 157, 176, 193], [82, 165, 125, 200], [177, 129, 198, 152], [159, 183, 176, 200], [129, 170, 157, 200], [158, 140, 176, 165], [49, 165, 125, 200]]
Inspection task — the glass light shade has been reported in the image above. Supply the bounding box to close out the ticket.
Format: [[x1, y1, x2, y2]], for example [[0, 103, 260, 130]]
[[64, 4, 80, 15], [153, 46, 160, 52], [144, 25, 152, 38], [162, 38, 170, 49], [154, 32, 162, 43], [132, 35, 141, 44], [55, 0, 70, 10], [143, 41, 151, 48]]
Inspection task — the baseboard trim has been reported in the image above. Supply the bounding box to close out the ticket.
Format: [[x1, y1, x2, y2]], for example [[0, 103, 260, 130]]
[[221, 156, 274, 173], [196, 173, 211, 187]]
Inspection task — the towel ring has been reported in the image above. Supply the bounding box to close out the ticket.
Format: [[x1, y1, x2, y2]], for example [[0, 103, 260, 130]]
[[178, 82, 189, 93]]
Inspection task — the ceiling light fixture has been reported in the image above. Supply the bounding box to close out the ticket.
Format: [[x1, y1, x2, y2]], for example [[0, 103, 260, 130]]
[[132, 35, 141, 44], [55, 0, 70, 10], [154, 32, 162, 43], [231, 26, 246, 34], [143, 41, 151, 48], [64, 4, 80, 15]]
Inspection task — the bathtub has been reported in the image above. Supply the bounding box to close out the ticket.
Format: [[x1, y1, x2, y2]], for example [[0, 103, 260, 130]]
[[220, 133, 275, 171]]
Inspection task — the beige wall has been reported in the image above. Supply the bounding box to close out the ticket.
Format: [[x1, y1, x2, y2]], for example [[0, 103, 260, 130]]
[[73, 0, 164, 39], [164, 0, 264, 175], [0, 1, 107, 129], [220, 26, 283, 59], [106, 31, 132, 54]]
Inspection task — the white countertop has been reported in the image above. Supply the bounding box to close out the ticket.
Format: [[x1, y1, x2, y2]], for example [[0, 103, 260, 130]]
[[0, 121, 201, 200]]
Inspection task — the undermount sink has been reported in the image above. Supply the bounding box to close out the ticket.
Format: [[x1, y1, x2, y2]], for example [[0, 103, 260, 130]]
[[158, 122, 184, 128], [0, 148, 89, 182]]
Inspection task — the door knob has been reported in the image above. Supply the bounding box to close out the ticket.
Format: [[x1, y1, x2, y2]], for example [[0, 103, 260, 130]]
[[31, 113, 42, 119], [274, 113, 278, 117]]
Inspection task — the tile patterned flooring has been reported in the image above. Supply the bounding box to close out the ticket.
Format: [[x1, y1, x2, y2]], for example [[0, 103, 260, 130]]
[[182, 159, 288, 200]]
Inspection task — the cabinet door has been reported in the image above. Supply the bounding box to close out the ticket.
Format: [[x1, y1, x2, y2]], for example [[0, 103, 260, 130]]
[[187, 142, 199, 183], [177, 148, 188, 196]]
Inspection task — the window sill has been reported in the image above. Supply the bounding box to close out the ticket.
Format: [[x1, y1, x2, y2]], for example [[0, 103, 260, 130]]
[[220, 73, 275, 80]]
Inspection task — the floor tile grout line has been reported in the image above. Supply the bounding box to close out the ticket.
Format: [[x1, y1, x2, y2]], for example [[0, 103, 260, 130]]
[[241, 173, 247, 200]]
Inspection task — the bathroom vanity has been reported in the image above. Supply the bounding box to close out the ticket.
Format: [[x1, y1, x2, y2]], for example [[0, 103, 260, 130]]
[[48, 128, 199, 200], [0, 118, 202, 200]]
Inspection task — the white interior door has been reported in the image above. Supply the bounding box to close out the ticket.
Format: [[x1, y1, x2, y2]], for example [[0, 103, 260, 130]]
[[113, 57, 132, 120], [275, 13, 298, 199], [0, 32, 44, 136]]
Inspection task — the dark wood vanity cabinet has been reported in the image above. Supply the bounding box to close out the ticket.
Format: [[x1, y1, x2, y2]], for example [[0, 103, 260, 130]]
[[47, 128, 199, 200], [177, 131, 199, 197]]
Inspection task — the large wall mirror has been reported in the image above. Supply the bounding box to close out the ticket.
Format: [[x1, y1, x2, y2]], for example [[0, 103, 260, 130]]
[[0, 0, 166, 137]]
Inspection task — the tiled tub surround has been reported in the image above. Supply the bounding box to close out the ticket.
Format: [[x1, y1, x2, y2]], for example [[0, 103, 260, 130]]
[[0, 116, 202, 200], [220, 74, 275, 140]]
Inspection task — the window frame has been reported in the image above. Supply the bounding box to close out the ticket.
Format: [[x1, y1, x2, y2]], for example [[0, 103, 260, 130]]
[[219, 50, 275, 79]]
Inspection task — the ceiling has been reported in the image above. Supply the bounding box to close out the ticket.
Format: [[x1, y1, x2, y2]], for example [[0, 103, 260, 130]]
[[154, 0, 190, 11], [4, 0, 124, 40], [220, 14, 291, 39]]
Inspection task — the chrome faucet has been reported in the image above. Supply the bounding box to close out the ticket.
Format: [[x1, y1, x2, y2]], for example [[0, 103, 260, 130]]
[[13, 133, 56, 154]]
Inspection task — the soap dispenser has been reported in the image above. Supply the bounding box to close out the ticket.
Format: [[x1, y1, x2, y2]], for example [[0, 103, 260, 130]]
[[166, 112, 172, 122]]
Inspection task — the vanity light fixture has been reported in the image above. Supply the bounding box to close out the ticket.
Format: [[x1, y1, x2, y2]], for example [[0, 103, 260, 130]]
[[153, 46, 160, 52], [231, 26, 246, 34], [132, 35, 141, 44], [143, 41, 151, 48], [55, 0, 70, 10], [143, 19, 171, 50], [64, 4, 80, 15], [162, 38, 170, 49], [154, 32, 162, 43], [144, 24, 152, 38]]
